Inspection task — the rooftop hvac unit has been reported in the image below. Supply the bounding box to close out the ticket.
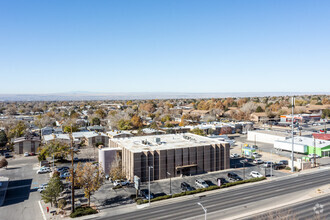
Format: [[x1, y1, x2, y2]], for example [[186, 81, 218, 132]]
[[155, 137, 161, 143]]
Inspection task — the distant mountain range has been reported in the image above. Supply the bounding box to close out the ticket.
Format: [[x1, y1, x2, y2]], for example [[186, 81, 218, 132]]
[[0, 92, 328, 101]]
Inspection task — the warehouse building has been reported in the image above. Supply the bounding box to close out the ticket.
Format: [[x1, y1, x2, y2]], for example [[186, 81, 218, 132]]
[[109, 133, 230, 182]]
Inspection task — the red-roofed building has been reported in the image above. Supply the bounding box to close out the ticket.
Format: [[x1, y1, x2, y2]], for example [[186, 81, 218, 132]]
[[313, 133, 330, 141]]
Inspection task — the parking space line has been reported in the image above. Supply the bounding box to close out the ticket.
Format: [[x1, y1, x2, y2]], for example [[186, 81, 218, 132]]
[[38, 200, 47, 220]]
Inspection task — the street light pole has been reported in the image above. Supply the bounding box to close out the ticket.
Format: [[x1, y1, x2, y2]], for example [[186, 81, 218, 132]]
[[291, 97, 295, 173], [69, 125, 75, 213], [167, 172, 171, 195], [197, 202, 207, 220], [148, 166, 153, 205]]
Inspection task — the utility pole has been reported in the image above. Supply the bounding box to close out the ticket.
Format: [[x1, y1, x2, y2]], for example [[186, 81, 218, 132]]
[[291, 97, 295, 172], [270, 150, 273, 178], [70, 124, 75, 213]]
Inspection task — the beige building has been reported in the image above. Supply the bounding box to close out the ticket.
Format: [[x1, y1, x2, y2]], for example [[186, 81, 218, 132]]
[[14, 136, 41, 154], [109, 133, 230, 182]]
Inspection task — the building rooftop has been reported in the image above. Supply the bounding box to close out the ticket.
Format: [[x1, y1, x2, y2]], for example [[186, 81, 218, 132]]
[[111, 133, 227, 152], [248, 129, 290, 137], [278, 136, 330, 148]]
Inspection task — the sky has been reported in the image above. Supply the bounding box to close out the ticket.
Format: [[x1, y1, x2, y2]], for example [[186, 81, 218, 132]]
[[0, 0, 329, 94]]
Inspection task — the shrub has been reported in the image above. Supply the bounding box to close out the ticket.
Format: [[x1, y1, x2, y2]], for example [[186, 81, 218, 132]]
[[58, 199, 67, 210], [0, 158, 8, 168], [70, 206, 97, 218], [172, 192, 185, 198], [285, 166, 291, 170]]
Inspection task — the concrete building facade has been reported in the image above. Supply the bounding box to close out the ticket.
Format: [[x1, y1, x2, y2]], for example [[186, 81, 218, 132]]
[[13, 136, 41, 154], [109, 133, 230, 182]]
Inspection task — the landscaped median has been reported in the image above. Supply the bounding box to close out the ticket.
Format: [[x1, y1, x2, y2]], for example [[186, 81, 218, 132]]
[[136, 177, 266, 205]]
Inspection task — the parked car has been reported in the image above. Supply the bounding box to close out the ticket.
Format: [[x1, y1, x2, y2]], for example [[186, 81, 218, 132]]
[[57, 166, 70, 172], [279, 160, 288, 165], [230, 153, 239, 158], [243, 158, 254, 163], [217, 178, 226, 185], [73, 157, 79, 162], [24, 152, 29, 157], [195, 179, 209, 188], [252, 152, 261, 158], [253, 159, 264, 164], [263, 162, 274, 167], [181, 182, 193, 191], [308, 154, 320, 158], [4, 153, 11, 158], [37, 167, 51, 174], [250, 171, 263, 178], [113, 179, 130, 187], [29, 152, 35, 156], [273, 162, 286, 170], [227, 172, 242, 181], [140, 189, 154, 200], [60, 172, 70, 179], [38, 183, 48, 193]]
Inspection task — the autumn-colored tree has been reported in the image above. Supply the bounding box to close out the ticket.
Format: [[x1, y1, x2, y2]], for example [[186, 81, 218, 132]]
[[139, 103, 156, 113], [108, 156, 126, 181], [179, 115, 186, 127], [0, 158, 8, 168], [75, 162, 105, 206], [131, 115, 143, 129], [8, 121, 27, 139]]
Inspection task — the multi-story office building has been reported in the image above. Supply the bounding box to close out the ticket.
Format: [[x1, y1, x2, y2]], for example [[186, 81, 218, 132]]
[[109, 133, 230, 182]]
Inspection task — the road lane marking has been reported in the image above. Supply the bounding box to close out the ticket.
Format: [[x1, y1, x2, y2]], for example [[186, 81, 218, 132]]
[[38, 200, 47, 220]]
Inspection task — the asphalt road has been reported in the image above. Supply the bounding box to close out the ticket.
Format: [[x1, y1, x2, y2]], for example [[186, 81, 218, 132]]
[[243, 194, 330, 220], [0, 156, 48, 220], [95, 169, 330, 220]]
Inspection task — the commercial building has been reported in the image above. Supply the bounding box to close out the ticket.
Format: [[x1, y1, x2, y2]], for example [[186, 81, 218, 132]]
[[247, 130, 289, 144], [280, 114, 321, 123], [43, 131, 109, 147], [107, 130, 133, 139], [13, 135, 41, 154], [109, 133, 230, 182], [274, 136, 330, 157]]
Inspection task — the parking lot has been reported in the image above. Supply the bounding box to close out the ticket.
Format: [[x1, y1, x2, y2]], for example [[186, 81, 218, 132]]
[[0, 156, 48, 220], [91, 158, 290, 209]]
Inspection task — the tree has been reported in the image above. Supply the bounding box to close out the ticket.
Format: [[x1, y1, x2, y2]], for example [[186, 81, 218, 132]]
[[39, 141, 71, 161], [41, 175, 64, 207], [0, 130, 8, 148], [75, 162, 105, 206], [63, 125, 78, 133], [117, 119, 132, 130], [8, 121, 27, 139], [191, 128, 205, 136], [131, 115, 143, 129], [95, 109, 107, 119], [91, 117, 101, 126], [255, 106, 264, 113], [108, 156, 126, 181], [0, 158, 8, 168]]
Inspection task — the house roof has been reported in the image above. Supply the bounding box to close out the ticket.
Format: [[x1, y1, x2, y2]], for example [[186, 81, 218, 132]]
[[313, 133, 330, 141]]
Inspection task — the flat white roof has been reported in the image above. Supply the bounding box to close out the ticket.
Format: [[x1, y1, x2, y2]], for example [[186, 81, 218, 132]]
[[277, 136, 330, 148], [111, 133, 227, 153]]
